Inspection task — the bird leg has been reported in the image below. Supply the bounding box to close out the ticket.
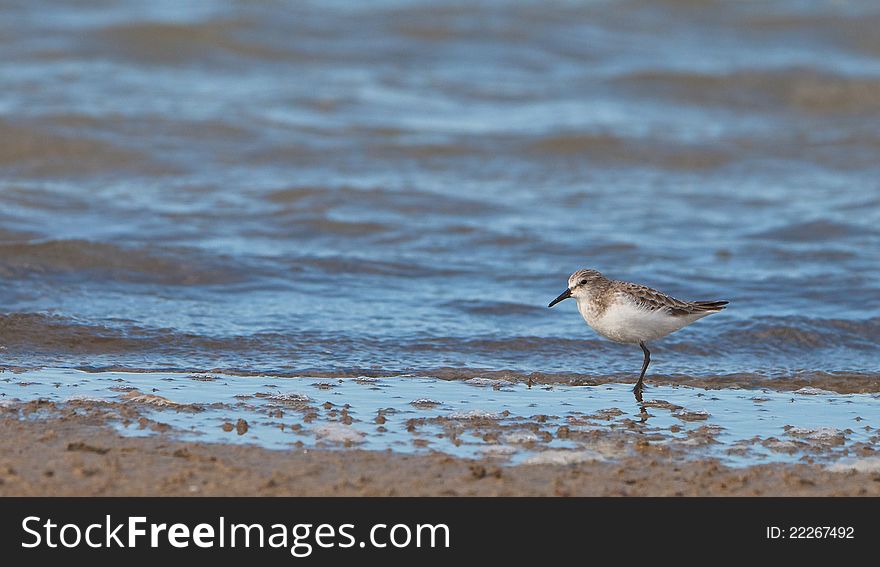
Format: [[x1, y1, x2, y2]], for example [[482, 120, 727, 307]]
[[633, 341, 650, 400]]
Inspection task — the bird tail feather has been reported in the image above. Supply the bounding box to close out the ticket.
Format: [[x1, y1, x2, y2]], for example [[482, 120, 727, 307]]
[[693, 300, 728, 311]]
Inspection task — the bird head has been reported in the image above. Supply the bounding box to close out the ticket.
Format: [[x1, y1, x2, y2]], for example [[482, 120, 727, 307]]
[[548, 269, 605, 307]]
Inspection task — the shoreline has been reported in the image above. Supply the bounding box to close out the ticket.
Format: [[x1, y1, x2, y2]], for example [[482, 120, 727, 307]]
[[2, 403, 878, 497], [4, 365, 879, 395]]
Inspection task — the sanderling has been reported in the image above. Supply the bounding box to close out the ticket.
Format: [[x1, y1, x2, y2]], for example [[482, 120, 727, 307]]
[[548, 269, 727, 401]]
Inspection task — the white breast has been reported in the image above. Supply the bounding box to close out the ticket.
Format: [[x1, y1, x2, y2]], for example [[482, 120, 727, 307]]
[[577, 294, 708, 344]]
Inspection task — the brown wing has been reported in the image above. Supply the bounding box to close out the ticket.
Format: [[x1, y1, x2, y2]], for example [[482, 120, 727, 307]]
[[615, 282, 728, 317]]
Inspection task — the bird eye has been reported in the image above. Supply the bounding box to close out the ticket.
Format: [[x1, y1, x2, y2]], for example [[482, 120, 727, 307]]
[[579, 279, 587, 286]]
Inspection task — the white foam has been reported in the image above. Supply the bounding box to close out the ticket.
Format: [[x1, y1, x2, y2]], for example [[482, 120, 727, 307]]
[[465, 377, 513, 388], [786, 426, 845, 441], [827, 457, 880, 474], [481, 445, 517, 456], [64, 394, 108, 403], [674, 409, 710, 420], [269, 393, 311, 402], [502, 432, 540, 444], [314, 423, 364, 444], [122, 392, 183, 407], [764, 439, 798, 450], [794, 387, 835, 396], [522, 449, 605, 466], [449, 409, 500, 420]]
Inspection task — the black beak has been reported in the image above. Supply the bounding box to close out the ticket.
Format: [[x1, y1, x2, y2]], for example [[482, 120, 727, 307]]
[[548, 288, 572, 308]]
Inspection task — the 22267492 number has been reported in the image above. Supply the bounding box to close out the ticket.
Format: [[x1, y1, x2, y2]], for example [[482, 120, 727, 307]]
[[789, 527, 854, 539]]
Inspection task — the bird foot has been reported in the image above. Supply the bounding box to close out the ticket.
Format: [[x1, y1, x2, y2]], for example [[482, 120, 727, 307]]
[[632, 382, 645, 403]]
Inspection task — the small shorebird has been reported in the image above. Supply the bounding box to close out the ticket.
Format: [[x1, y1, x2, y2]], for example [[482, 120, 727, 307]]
[[548, 269, 727, 401]]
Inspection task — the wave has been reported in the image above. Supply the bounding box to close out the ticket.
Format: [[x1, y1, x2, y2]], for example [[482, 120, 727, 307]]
[[3, 312, 877, 357], [524, 132, 732, 170], [0, 120, 145, 176], [451, 300, 548, 317], [89, 20, 300, 66], [0, 240, 239, 285], [0, 313, 880, 393], [266, 185, 496, 217], [719, 317, 880, 351], [613, 68, 880, 114], [747, 219, 875, 242], [288, 255, 463, 278]]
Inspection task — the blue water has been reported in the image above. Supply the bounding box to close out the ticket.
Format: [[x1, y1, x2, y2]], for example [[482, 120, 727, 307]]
[[0, 0, 878, 387]]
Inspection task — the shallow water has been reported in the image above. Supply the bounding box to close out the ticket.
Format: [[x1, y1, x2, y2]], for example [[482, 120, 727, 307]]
[[2, 369, 877, 468], [1, 1, 879, 388]]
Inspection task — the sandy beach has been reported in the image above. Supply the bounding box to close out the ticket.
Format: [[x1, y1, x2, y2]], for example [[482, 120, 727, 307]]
[[2, 388, 878, 497]]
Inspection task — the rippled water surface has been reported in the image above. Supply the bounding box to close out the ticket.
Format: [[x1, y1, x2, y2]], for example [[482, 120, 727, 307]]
[[1, 1, 878, 391]]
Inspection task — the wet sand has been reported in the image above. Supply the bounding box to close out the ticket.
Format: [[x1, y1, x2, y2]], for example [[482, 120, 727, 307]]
[[2, 399, 878, 497], [428, 368, 880, 396]]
